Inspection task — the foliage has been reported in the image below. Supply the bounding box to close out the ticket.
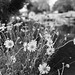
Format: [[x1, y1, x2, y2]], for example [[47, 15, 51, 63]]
[[0, 1, 75, 75]]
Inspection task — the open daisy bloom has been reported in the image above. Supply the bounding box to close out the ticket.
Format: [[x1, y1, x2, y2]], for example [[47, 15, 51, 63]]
[[28, 11, 36, 19], [38, 62, 51, 74], [4, 39, 14, 49], [27, 40, 37, 52], [44, 33, 52, 41], [46, 47, 55, 56]]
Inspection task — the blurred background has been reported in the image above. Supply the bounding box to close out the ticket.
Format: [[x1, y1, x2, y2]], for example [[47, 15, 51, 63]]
[[0, 0, 75, 22]]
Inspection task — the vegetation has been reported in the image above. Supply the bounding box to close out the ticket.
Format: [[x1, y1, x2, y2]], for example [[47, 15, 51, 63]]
[[0, 0, 75, 75]]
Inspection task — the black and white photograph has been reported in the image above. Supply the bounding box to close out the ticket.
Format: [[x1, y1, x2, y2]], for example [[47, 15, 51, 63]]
[[0, 0, 75, 75]]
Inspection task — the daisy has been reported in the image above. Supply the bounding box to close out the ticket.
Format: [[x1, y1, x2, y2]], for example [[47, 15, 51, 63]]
[[46, 47, 55, 55], [27, 40, 37, 52], [38, 62, 51, 74], [4, 39, 14, 49], [46, 40, 53, 47], [28, 11, 36, 19], [44, 33, 52, 41]]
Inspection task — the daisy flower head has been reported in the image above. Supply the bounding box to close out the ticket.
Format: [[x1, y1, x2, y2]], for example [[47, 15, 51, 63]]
[[46, 47, 55, 56], [4, 39, 14, 49], [28, 11, 36, 19], [44, 33, 52, 41], [27, 40, 37, 52], [46, 40, 53, 47], [38, 62, 51, 74]]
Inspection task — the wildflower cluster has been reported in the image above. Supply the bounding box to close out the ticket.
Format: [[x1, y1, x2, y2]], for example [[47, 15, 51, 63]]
[[0, 2, 75, 75], [23, 40, 37, 52], [43, 30, 55, 56]]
